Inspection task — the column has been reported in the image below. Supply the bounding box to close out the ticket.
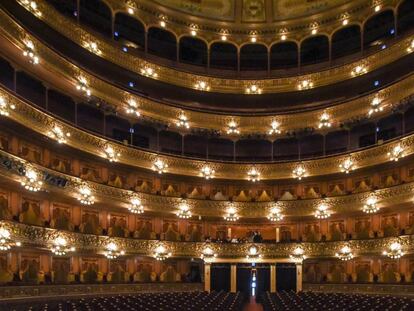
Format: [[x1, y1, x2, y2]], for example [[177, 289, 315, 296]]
[[296, 263, 303, 292], [230, 264, 237, 293], [275, 227, 280, 243], [270, 264, 277, 293], [204, 263, 211, 292]]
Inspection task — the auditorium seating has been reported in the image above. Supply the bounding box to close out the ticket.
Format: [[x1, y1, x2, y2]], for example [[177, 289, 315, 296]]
[[1, 291, 244, 311], [260, 291, 414, 311]]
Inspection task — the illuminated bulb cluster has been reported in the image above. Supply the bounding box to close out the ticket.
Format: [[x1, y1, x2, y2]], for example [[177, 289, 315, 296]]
[[226, 120, 240, 135], [23, 40, 39, 64], [141, 67, 158, 78], [368, 97, 384, 116], [247, 167, 261, 182], [125, 99, 140, 117], [297, 80, 313, 90], [362, 196, 379, 214], [224, 205, 239, 222], [21, 168, 43, 192], [318, 113, 331, 129], [78, 186, 95, 205], [268, 121, 281, 135], [267, 207, 284, 222], [335, 245, 354, 261], [176, 114, 190, 129], [246, 246, 262, 260], [0, 97, 15, 116], [407, 39, 414, 53], [388, 145, 404, 162], [128, 197, 144, 214], [290, 246, 306, 262], [104, 242, 125, 259], [127, 7, 134, 15], [383, 242, 404, 259], [48, 125, 70, 144], [351, 65, 367, 76], [50, 237, 75, 256], [315, 203, 330, 219], [176, 200, 192, 219], [103, 145, 120, 162], [200, 165, 215, 180], [153, 245, 172, 261], [0, 227, 21, 251], [76, 77, 91, 96], [292, 165, 306, 180], [245, 85, 262, 94], [160, 20, 166, 28], [194, 81, 210, 91], [20, 0, 42, 17], [201, 246, 217, 262], [339, 156, 354, 174], [281, 34, 287, 41], [83, 41, 102, 55], [152, 158, 168, 174]]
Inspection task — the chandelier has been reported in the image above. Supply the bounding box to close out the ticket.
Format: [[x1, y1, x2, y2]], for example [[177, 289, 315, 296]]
[[153, 245, 172, 261], [383, 242, 404, 259], [290, 246, 306, 263], [20, 1, 42, 17], [246, 245, 262, 260], [351, 65, 367, 76], [267, 207, 284, 222], [297, 80, 313, 90], [152, 158, 168, 174], [268, 121, 281, 135], [335, 245, 354, 261], [200, 165, 215, 179], [103, 145, 120, 162], [315, 203, 330, 219], [176, 114, 190, 129], [104, 242, 125, 259], [125, 99, 140, 117], [83, 41, 102, 55], [0, 97, 16, 116], [141, 67, 158, 78], [224, 204, 239, 222], [176, 199, 192, 219], [77, 186, 95, 205], [226, 120, 240, 135], [388, 145, 404, 162], [245, 85, 262, 94], [292, 165, 306, 180], [368, 97, 383, 116], [76, 77, 91, 96], [50, 237, 75, 256], [339, 156, 354, 174], [0, 227, 21, 251], [128, 197, 144, 214], [318, 113, 331, 129], [201, 246, 217, 262], [247, 167, 261, 182], [407, 39, 414, 52], [194, 81, 210, 91], [23, 40, 39, 64], [21, 168, 43, 192], [48, 124, 70, 144], [362, 196, 379, 214]]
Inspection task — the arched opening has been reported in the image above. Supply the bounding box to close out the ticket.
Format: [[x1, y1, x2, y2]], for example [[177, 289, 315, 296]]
[[79, 0, 112, 37], [300, 35, 329, 66], [236, 139, 271, 162], [363, 10, 395, 49], [179, 37, 208, 66], [240, 44, 268, 71], [273, 138, 299, 161], [270, 41, 298, 70], [397, 0, 414, 35], [210, 42, 238, 70], [105, 115, 131, 144], [114, 13, 145, 51], [47, 90, 76, 123], [147, 27, 177, 61], [300, 135, 324, 159], [46, 0, 77, 19], [208, 138, 234, 161], [332, 26, 362, 59], [184, 135, 207, 158]]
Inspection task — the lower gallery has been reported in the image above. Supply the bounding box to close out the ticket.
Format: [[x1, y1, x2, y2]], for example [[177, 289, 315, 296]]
[[1, 0, 414, 310]]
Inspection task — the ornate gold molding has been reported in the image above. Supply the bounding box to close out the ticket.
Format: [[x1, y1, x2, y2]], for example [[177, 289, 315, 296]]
[[14, 0, 414, 94]]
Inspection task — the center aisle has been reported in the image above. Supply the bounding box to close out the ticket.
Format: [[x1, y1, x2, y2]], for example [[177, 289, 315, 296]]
[[243, 296, 264, 311]]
